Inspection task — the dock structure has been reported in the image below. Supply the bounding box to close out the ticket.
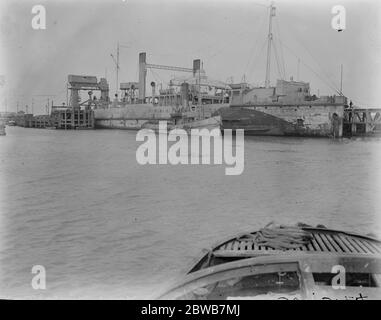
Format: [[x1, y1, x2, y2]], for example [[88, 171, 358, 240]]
[[343, 108, 381, 136], [50, 106, 94, 129], [14, 113, 34, 127], [12, 113, 50, 128], [47, 75, 109, 129], [10, 109, 93, 129], [29, 115, 51, 128], [8, 75, 109, 130]]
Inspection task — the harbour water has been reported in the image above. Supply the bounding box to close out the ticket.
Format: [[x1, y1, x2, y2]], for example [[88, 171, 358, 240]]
[[0, 126, 380, 299]]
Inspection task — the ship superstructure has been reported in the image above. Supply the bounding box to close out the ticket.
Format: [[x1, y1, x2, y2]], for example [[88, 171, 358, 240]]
[[94, 53, 230, 130]]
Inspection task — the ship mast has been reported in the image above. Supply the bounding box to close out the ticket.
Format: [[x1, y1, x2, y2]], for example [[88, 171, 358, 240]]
[[340, 64, 343, 95], [265, 3, 276, 88], [110, 42, 120, 96], [117, 42, 120, 96]]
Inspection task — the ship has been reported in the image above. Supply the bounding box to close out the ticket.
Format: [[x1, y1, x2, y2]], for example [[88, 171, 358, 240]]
[[91, 3, 354, 138], [214, 79, 347, 137], [213, 3, 349, 137]]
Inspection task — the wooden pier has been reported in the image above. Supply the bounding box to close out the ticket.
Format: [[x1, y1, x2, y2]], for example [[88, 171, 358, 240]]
[[29, 115, 51, 128], [343, 108, 381, 136], [11, 108, 94, 129], [50, 107, 94, 129]]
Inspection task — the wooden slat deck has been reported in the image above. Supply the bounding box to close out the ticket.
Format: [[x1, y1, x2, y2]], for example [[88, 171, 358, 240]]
[[213, 229, 381, 257]]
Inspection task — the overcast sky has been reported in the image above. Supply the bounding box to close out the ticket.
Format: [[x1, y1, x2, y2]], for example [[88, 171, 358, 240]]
[[0, 0, 380, 114]]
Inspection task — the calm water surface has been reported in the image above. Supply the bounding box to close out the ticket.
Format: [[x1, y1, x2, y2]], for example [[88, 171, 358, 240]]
[[0, 126, 380, 299]]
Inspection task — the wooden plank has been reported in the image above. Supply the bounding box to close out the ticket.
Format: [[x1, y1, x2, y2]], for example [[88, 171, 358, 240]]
[[363, 240, 381, 254], [345, 236, 365, 253], [338, 235, 359, 253], [358, 240, 376, 254], [320, 233, 337, 252], [232, 240, 240, 251], [372, 243, 381, 251], [352, 238, 371, 254], [217, 244, 226, 250], [332, 234, 352, 253], [225, 241, 234, 250], [244, 241, 250, 250], [240, 240, 248, 251], [314, 233, 330, 252], [322, 233, 343, 252], [306, 241, 315, 252], [213, 249, 287, 258], [310, 237, 322, 251], [317, 233, 335, 252]]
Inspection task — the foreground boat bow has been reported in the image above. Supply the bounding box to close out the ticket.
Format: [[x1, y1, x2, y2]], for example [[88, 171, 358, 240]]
[[159, 224, 381, 300]]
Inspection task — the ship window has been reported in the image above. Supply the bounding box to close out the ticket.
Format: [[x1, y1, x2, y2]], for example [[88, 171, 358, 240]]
[[183, 271, 301, 300], [312, 273, 378, 288]]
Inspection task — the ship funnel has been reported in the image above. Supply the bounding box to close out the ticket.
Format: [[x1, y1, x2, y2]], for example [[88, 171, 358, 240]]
[[138, 52, 147, 103], [181, 82, 189, 108], [151, 81, 156, 105], [193, 59, 201, 77]]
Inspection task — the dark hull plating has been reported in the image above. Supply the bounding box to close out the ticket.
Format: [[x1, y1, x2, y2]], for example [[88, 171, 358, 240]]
[[215, 107, 340, 137]]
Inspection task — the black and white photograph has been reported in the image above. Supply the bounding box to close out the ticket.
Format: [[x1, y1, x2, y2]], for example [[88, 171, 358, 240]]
[[0, 0, 381, 304]]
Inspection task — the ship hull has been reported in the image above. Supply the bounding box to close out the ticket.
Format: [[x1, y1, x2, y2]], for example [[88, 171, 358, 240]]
[[141, 116, 221, 133], [216, 105, 344, 137], [94, 103, 345, 137], [93, 103, 226, 130], [179, 115, 221, 132]]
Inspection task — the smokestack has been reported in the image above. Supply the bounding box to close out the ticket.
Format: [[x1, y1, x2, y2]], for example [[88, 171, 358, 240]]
[[138, 52, 147, 103], [193, 59, 201, 77], [151, 81, 156, 105], [180, 82, 189, 108]]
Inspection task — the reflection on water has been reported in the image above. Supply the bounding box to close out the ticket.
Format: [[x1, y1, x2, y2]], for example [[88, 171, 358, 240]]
[[0, 127, 380, 298]]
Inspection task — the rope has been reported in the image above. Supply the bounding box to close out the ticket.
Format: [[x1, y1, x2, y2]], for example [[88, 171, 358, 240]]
[[277, 39, 342, 96], [247, 39, 268, 82], [237, 222, 313, 250], [243, 13, 267, 77], [276, 20, 342, 95], [275, 18, 287, 79], [272, 41, 285, 80]]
